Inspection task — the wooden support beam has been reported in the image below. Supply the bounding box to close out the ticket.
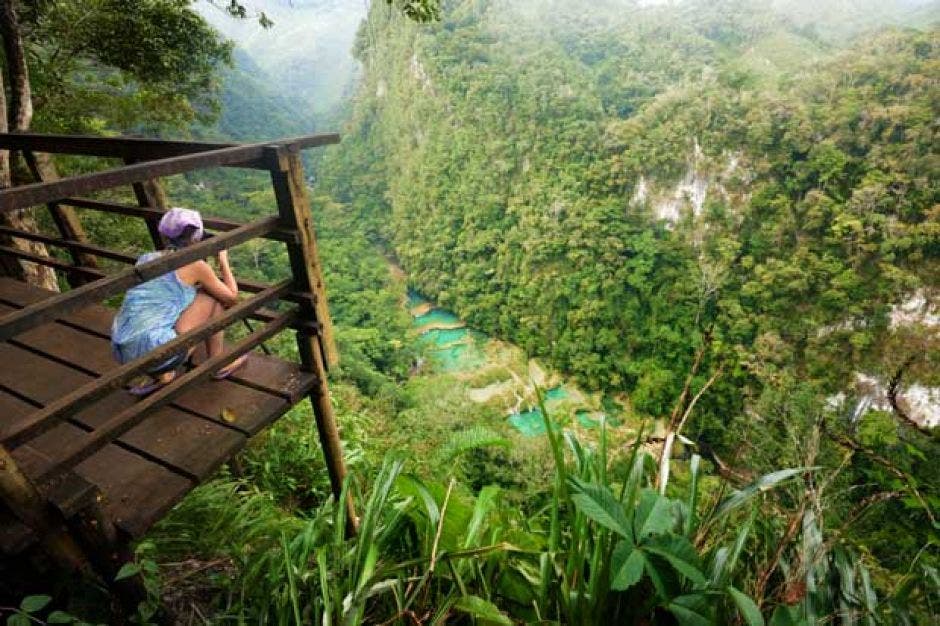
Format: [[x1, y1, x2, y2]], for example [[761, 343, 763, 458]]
[[265, 144, 356, 533], [21, 150, 99, 284], [0, 444, 91, 573], [2, 281, 292, 448], [0, 216, 278, 342], [265, 146, 338, 366], [124, 156, 168, 248]]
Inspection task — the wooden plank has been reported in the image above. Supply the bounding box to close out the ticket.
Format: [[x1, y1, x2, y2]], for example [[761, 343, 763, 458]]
[[11, 421, 89, 478], [0, 132, 339, 162], [0, 281, 291, 446], [228, 354, 318, 403], [0, 343, 245, 482], [0, 313, 285, 437], [11, 418, 191, 540], [0, 388, 42, 442], [0, 282, 306, 432], [0, 277, 111, 335], [35, 312, 295, 481], [0, 217, 278, 342], [74, 445, 194, 538]]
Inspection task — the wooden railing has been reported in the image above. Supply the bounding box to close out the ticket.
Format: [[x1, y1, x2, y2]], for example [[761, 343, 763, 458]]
[[0, 132, 356, 550]]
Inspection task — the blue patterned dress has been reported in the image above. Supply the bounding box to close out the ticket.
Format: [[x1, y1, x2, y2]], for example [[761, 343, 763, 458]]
[[111, 251, 198, 373]]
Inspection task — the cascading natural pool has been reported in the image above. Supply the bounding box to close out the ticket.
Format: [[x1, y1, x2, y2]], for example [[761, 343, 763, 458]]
[[410, 292, 487, 373], [408, 290, 609, 436], [414, 309, 462, 329]]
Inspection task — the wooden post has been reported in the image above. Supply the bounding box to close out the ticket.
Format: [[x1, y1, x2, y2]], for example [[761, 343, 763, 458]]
[[22, 150, 98, 286], [124, 158, 169, 249], [70, 496, 147, 616], [0, 444, 90, 573], [266, 145, 356, 533]]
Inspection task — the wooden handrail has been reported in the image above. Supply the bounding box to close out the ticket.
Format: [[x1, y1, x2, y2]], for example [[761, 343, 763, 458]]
[[2, 281, 293, 448], [0, 226, 137, 264], [0, 145, 266, 212], [0, 223, 313, 304], [0, 133, 340, 212], [0, 245, 106, 281], [0, 217, 279, 342], [0, 132, 339, 161], [36, 310, 297, 482], [60, 197, 299, 242]]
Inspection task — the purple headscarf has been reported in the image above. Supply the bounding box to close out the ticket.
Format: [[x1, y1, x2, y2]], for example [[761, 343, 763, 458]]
[[158, 207, 204, 245]]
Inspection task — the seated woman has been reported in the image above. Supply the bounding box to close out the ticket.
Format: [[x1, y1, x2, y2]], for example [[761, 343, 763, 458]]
[[111, 207, 248, 395]]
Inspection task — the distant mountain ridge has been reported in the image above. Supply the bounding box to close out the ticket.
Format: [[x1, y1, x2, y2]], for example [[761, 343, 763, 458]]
[[195, 0, 366, 119]]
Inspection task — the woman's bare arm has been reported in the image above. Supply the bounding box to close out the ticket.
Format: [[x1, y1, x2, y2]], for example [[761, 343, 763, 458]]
[[182, 253, 238, 307]]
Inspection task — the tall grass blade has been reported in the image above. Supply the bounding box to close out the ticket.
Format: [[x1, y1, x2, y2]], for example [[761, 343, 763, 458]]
[[714, 468, 818, 520]]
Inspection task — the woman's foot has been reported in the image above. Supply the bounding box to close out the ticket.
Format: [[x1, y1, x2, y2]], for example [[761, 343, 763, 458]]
[[213, 354, 249, 380], [128, 369, 178, 396]]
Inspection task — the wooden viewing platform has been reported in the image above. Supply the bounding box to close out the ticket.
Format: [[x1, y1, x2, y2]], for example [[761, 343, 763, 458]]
[[0, 132, 353, 602]]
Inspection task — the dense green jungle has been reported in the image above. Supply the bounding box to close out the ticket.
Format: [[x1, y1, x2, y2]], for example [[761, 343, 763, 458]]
[[0, 0, 938, 624]]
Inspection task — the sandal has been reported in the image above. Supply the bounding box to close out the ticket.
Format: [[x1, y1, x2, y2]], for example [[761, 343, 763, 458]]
[[213, 354, 249, 380], [128, 371, 177, 396], [127, 357, 192, 396]]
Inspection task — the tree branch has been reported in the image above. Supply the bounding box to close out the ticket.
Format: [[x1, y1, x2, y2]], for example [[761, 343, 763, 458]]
[[887, 354, 932, 436]]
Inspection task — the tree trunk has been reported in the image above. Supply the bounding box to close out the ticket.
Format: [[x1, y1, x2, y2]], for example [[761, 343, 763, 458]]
[[0, 0, 59, 291]]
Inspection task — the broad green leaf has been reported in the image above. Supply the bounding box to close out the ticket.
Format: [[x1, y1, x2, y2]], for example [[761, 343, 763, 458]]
[[645, 545, 707, 587], [46, 612, 74, 624], [7, 613, 31, 626], [497, 568, 535, 605], [114, 562, 141, 581], [644, 554, 669, 599], [728, 586, 765, 626], [452, 595, 512, 625], [667, 600, 712, 626], [635, 489, 676, 538], [19, 595, 52, 613], [356, 542, 378, 592], [570, 479, 632, 538], [610, 541, 645, 591]]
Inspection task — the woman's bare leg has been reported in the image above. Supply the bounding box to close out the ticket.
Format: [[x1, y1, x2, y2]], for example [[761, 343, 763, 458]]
[[175, 292, 247, 377]]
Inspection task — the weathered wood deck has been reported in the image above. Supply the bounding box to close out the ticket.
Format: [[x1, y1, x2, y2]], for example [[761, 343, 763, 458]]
[[0, 277, 316, 551], [0, 132, 356, 604]]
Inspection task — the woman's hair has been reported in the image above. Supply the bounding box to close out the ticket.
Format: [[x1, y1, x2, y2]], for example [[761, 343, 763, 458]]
[[167, 225, 201, 249]]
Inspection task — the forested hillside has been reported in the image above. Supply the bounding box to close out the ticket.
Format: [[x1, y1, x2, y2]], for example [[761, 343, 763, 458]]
[[195, 49, 316, 140], [315, 0, 940, 619], [325, 0, 937, 422]]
